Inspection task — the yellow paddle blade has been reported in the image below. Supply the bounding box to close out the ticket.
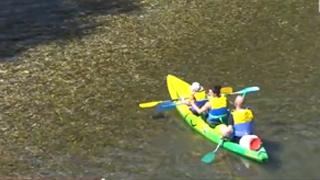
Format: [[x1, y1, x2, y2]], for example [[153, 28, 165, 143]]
[[221, 87, 233, 94], [139, 101, 163, 108]]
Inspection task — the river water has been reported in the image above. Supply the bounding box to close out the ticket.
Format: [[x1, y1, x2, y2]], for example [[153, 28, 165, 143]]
[[0, 0, 319, 179]]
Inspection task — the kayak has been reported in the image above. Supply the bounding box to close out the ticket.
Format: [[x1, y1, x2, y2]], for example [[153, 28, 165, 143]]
[[166, 74, 269, 162]]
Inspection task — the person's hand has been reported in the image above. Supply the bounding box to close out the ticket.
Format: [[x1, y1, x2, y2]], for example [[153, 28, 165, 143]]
[[180, 98, 191, 106], [222, 125, 233, 140]]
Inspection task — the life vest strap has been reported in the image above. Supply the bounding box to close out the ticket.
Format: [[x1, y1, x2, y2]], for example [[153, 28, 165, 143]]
[[207, 108, 229, 124]]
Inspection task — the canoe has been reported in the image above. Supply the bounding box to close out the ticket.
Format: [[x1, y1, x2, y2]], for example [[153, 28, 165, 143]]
[[166, 74, 269, 162]]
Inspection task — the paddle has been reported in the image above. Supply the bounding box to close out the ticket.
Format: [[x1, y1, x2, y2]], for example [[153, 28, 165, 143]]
[[201, 139, 224, 164], [139, 87, 233, 109], [155, 86, 260, 112], [230, 86, 260, 95], [139, 100, 177, 109], [155, 100, 192, 112]]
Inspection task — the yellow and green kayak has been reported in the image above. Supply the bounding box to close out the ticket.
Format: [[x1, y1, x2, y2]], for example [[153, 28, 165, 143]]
[[166, 74, 269, 162]]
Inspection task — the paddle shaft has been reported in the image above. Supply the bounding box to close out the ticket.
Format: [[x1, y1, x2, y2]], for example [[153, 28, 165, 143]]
[[139, 87, 234, 108], [213, 139, 224, 153]]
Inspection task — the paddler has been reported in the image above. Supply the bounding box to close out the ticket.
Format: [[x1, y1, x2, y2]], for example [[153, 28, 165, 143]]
[[229, 95, 255, 142], [190, 86, 233, 138], [188, 82, 208, 115]]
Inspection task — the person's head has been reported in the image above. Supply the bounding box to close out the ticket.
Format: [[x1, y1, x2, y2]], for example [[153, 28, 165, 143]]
[[234, 95, 244, 108], [211, 85, 221, 97], [190, 82, 203, 92]]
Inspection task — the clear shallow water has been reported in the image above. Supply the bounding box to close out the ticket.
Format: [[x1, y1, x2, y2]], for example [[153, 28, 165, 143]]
[[0, 0, 319, 179]]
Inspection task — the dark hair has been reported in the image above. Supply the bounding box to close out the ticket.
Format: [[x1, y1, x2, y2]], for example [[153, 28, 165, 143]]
[[212, 85, 221, 97]]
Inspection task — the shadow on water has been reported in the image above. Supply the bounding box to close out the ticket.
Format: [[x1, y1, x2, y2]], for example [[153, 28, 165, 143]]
[[0, 0, 140, 60], [152, 112, 170, 121], [263, 139, 282, 170]]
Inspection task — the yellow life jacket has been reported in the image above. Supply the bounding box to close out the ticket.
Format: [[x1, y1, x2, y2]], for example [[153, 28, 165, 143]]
[[231, 109, 254, 125], [209, 95, 227, 109], [193, 90, 206, 101], [207, 95, 228, 124]]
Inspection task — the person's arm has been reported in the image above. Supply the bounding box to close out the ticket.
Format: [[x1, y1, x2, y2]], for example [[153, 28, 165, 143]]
[[181, 93, 195, 106], [228, 113, 234, 126], [189, 92, 196, 103], [191, 101, 210, 114]]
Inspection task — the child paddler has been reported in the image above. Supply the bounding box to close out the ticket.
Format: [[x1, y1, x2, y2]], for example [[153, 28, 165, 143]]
[[185, 82, 208, 115]]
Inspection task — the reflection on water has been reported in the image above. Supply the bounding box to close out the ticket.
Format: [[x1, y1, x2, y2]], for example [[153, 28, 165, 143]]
[[0, 0, 319, 179]]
